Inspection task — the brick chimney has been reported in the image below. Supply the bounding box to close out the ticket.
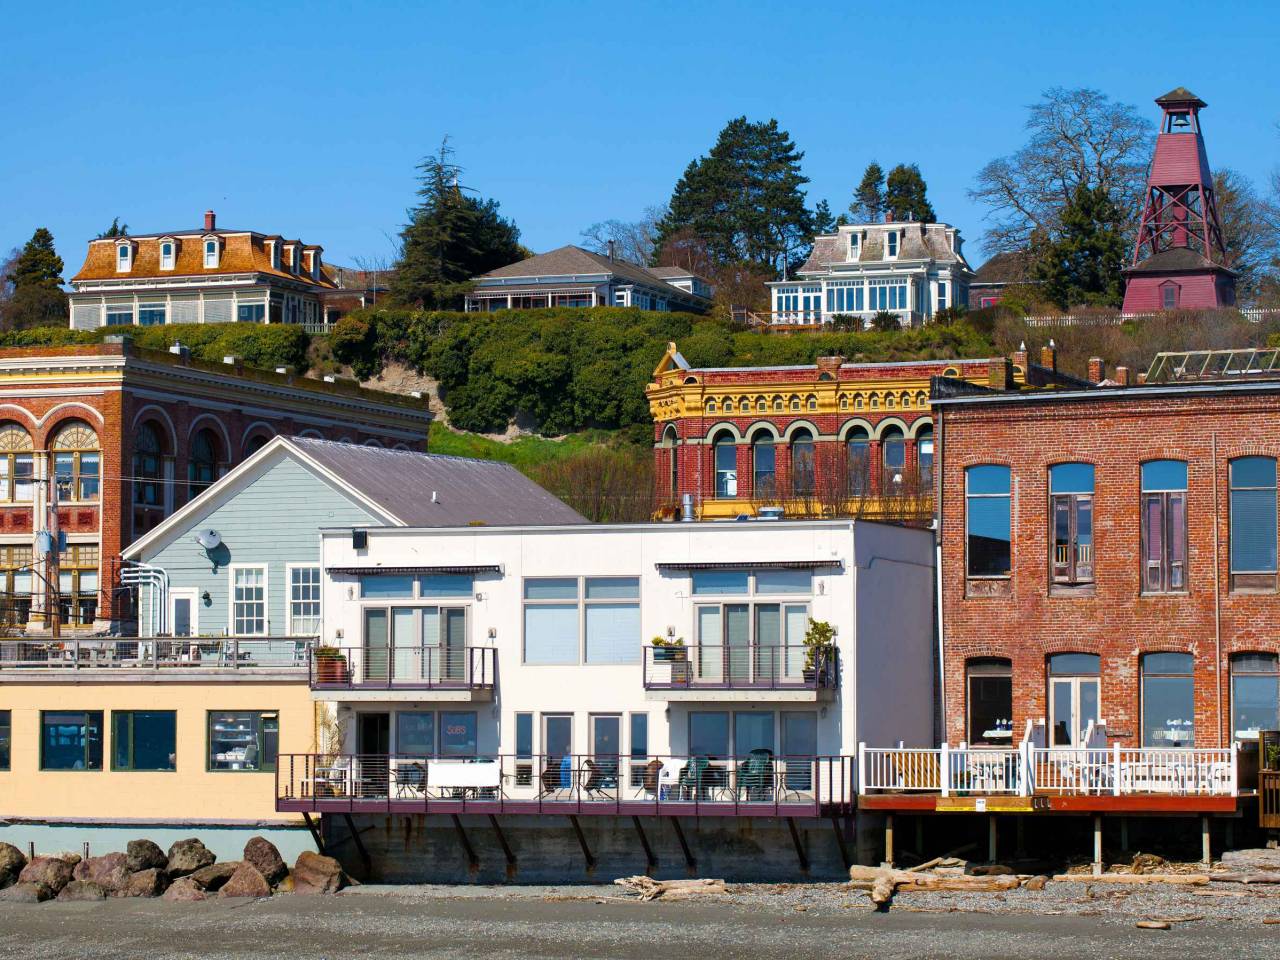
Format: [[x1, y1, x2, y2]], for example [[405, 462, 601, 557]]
[[988, 357, 1014, 391], [1040, 339, 1057, 372], [1012, 341, 1028, 371], [204, 210, 216, 231], [884, 210, 894, 224], [1115, 366, 1131, 387], [1087, 357, 1106, 383]]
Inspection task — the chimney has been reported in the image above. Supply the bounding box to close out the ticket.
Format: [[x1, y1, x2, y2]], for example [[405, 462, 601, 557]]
[[884, 210, 894, 224], [204, 210, 216, 232], [1040, 339, 1057, 372], [168, 341, 191, 363], [607, 239, 616, 262], [1115, 366, 1131, 387], [1087, 357, 1105, 383], [987, 357, 1014, 391], [1012, 341, 1028, 370]]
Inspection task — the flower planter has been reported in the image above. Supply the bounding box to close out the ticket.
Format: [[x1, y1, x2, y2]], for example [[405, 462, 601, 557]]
[[315, 654, 349, 685], [653, 647, 686, 663]]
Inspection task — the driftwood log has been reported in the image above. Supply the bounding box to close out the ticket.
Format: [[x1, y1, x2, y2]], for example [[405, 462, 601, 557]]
[[850, 865, 1021, 907], [1050, 874, 1210, 886], [1210, 873, 1280, 884], [613, 876, 727, 901]]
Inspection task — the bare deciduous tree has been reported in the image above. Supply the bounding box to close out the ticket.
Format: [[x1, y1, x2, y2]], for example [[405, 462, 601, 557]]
[[580, 205, 668, 265]]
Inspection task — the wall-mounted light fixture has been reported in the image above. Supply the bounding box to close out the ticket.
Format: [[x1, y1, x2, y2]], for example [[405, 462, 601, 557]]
[[201, 591, 211, 606], [487, 627, 497, 639]]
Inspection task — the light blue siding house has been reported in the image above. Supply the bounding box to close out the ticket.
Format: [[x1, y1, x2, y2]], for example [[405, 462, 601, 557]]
[[122, 437, 585, 638]]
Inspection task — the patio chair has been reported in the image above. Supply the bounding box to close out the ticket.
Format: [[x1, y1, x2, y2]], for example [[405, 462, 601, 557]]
[[636, 758, 663, 799], [394, 761, 426, 798], [539, 757, 574, 798], [582, 759, 614, 800], [736, 749, 775, 802], [677, 757, 710, 800]]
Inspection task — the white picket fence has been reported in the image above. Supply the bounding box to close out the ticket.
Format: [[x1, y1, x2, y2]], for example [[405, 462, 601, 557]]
[[857, 743, 1238, 797]]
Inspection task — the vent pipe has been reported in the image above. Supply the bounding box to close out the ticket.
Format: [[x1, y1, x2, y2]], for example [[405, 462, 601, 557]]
[[680, 493, 695, 522]]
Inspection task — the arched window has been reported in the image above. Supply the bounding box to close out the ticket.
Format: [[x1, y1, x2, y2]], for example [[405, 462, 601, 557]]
[[1049, 463, 1094, 586], [846, 427, 870, 496], [881, 426, 905, 491], [713, 434, 737, 499], [133, 422, 165, 507], [245, 432, 272, 455], [752, 435, 776, 497], [52, 422, 100, 502], [188, 428, 220, 497], [1141, 652, 1194, 747], [663, 427, 679, 496], [967, 658, 1012, 745], [916, 424, 934, 487], [790, 429, 815, 497], [0, 423, 34, 503], [203, 239, 219, 268], [1229, 456, 1277, 590]]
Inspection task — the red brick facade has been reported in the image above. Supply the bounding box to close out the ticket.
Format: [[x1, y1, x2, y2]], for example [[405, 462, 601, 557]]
[[936, 382, 1280, 750], [0, 342, 429, 631]]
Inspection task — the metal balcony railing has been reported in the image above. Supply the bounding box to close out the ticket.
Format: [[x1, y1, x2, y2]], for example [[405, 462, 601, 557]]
[[276, 752, 855, 817], [0, 636, 313, 673], [642, 644, 836, 692], [309, 643, 495, 691]]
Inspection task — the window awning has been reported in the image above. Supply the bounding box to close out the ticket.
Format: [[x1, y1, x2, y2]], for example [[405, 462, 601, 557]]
[[655, 560, 842, 573], [326, 565, 502, 576]]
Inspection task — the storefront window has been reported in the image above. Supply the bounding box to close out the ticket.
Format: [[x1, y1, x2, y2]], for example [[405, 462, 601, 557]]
[[439, 711, 477, 757], [41, 711, 103, 770]]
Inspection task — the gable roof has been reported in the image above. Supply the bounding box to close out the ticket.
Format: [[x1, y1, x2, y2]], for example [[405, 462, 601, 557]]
[[477, 245, 711, 300], [124, 436, 586, 558], [973, 250, 1035, 286]]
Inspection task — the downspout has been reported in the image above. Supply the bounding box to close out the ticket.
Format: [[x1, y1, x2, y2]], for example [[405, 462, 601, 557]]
[[935, 405, 946, 747], [1212, 432, 1223, 748]]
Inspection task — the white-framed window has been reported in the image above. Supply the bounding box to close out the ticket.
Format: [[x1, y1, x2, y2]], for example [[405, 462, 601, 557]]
[[159, 241, 175, 271], [847, 232, 860, 260], [287, 564, 321, 635], [522, 576, 641, 665], [204, 239, 219, 269], [310, 251, 321, 280], [116, 243, 133, 272], [690, 569, 812, 682], [269, 240, 281, 270], [230, 566, 267, 636], [886, 231, 899, 260], [937, 281, 948, 310]]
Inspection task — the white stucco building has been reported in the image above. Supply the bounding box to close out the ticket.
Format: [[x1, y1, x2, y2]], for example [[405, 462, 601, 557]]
[[769, 219, 973, 328]]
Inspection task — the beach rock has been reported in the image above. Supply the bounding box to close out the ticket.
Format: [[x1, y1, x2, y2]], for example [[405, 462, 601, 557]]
[[275, 873, 294, 894], [1023, 875, 1049, 890], [969, 864, 1014, 876], [292, 851, 343, 894], [161, 877, 207, 902], [126, 839, 167, 873], [73, 853, 130, 893], [0, 842, 26, 888], [120, 868, 167, 898], [0, 882, 53, 903], [166, 838, 215, 878], [53, 852, 82, 866], [18, 856, 74, 894], [189, 862, 238, 892], [220, 863, 271, 899], [57, 880, 107, 902], [243, 836, 287, 885]]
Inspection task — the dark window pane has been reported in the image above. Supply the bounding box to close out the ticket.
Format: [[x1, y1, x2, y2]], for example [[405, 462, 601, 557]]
[[1143, 676, 1194, 746], [967, 497, 1011, 576], [0, 710, 10, 770], [689, 711, 729, 759], [515, 713, 533, 759], [734, 712, 775, 756], [1048, 653, 1100, 675], [1231, 456, 1277, 489], [968, 670, 1013, 746], [439, 711, 477, 758], [396, 712, 435, 755], [1231, 489, 1278, 573], [629, 714, 648, 759], [41, 711, 103, 770], [1142, 652, 1193, 674], [967, 464, 1010, 495], [1233, 653, 1279, 673], [1050, 463, 1094, 494], [1233, 674, 1280, 739], [1142, 460, 1187, 491]]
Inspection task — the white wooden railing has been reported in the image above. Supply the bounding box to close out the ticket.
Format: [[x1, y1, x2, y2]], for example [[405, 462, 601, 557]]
[[858, 742, 1239, 798]]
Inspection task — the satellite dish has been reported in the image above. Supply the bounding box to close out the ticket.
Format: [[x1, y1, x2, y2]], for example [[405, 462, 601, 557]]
[[195, 529, 222, 551]]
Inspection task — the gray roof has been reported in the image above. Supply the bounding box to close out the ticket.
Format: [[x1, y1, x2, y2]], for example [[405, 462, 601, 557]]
[[796, 222, 971, 276], [973, 250, 1035, 286], [291, 437, 587, 527], [1124, 247, 1235, 276], [478, 245, 711, 301]]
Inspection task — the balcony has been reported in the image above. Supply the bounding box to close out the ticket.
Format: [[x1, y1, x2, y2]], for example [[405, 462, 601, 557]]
[[641, 644, 836, 701], [0, 637, 311, 683], [276, 752, 854, 819], [309, 643, 495, 701]]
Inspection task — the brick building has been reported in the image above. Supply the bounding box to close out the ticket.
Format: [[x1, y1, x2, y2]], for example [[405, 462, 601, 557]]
[[934, 347, 1280, 751], [0, 339, 430, 631], [646, 341, 1083, 520]]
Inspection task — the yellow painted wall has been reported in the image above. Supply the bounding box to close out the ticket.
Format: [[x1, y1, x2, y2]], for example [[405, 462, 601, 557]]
[[0, 681, 312, 823]]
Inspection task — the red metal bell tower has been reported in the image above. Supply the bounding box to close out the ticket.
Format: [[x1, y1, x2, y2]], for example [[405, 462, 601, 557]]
[[1121, 87, 1235, 313]]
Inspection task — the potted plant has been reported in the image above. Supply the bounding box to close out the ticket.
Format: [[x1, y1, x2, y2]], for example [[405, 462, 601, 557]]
[[1266, 742, 1280, 772], [313, 644, 349, 685], [802, 619, 835, 684]]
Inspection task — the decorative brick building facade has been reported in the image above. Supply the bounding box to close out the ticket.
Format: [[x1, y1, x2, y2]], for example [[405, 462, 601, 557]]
[[646, 342, 1085, 521], [0, 339, 429, 631], [934, 350, 1280, 751]]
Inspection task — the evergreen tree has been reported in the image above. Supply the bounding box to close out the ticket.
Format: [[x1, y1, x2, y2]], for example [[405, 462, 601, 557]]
[[96, 218, 129, 239], [850, 163, 885, 222], [1032, 184, 1127, 308], [812, 199, 837, 234], [654, 117, 813, 278], [0, 228, 67, 330], [884, 164, 936, 223], [390, 139, 524, 308]]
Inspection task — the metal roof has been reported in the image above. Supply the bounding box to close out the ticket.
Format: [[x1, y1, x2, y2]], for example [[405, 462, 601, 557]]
[[655, 560, 844, 572], [326, 565, 502, 576]]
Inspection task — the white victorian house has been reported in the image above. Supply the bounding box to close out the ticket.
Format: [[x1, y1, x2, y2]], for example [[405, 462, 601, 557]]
[[769, 218, 973, 328]]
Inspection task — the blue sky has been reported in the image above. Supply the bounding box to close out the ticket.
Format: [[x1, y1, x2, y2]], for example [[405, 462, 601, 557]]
[[4, 0, 1278, 274]]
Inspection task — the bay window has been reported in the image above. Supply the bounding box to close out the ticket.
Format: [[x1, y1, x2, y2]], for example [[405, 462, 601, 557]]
[[1141, 460, 1187, 593], [1230, 456, 1277, 591], [1049, 463, 1094, 586], [966, 465, 1011, 577], [1141, 653, 1194, 747]]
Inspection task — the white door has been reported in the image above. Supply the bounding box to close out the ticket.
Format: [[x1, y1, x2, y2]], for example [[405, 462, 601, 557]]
[[1049, 677, 1099, 747], [169, 589, 198, 638]]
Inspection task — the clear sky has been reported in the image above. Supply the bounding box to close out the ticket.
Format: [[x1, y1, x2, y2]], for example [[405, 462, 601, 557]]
[[3, 0, 1278, 275]]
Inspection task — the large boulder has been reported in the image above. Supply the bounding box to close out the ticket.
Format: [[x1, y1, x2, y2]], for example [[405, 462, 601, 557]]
[[120, 868, 167, 898], [165, 838, 215, 878], [72, 853, 131, 893], [291, 851, 344, 895], [18, 856, 74, 894], [188, 862, 238, 892], [243, 837, 287, 886], [126, 839, 167, 873], [0, 842, 26, 889], [161, 877, 207, 902], [220, 863, 271, 899], [0, 882, 53, 903], [57, 880, 107, 902]]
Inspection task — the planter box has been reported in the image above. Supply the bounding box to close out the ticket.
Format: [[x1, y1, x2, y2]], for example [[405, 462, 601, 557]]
[[315, 655, 349, 685], [653, 647, 687, 663]]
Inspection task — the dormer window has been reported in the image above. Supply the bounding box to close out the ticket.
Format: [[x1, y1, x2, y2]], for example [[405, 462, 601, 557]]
[[159, 240, 175, 271], [116, 242, 133, 272], [848, 232, 860, 260], [308, 250, 321, 281], [886, 231, 899, 260], [268, 240, 281, 270], [290, 246, 300, 273], [203, 238, 220, 269]]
